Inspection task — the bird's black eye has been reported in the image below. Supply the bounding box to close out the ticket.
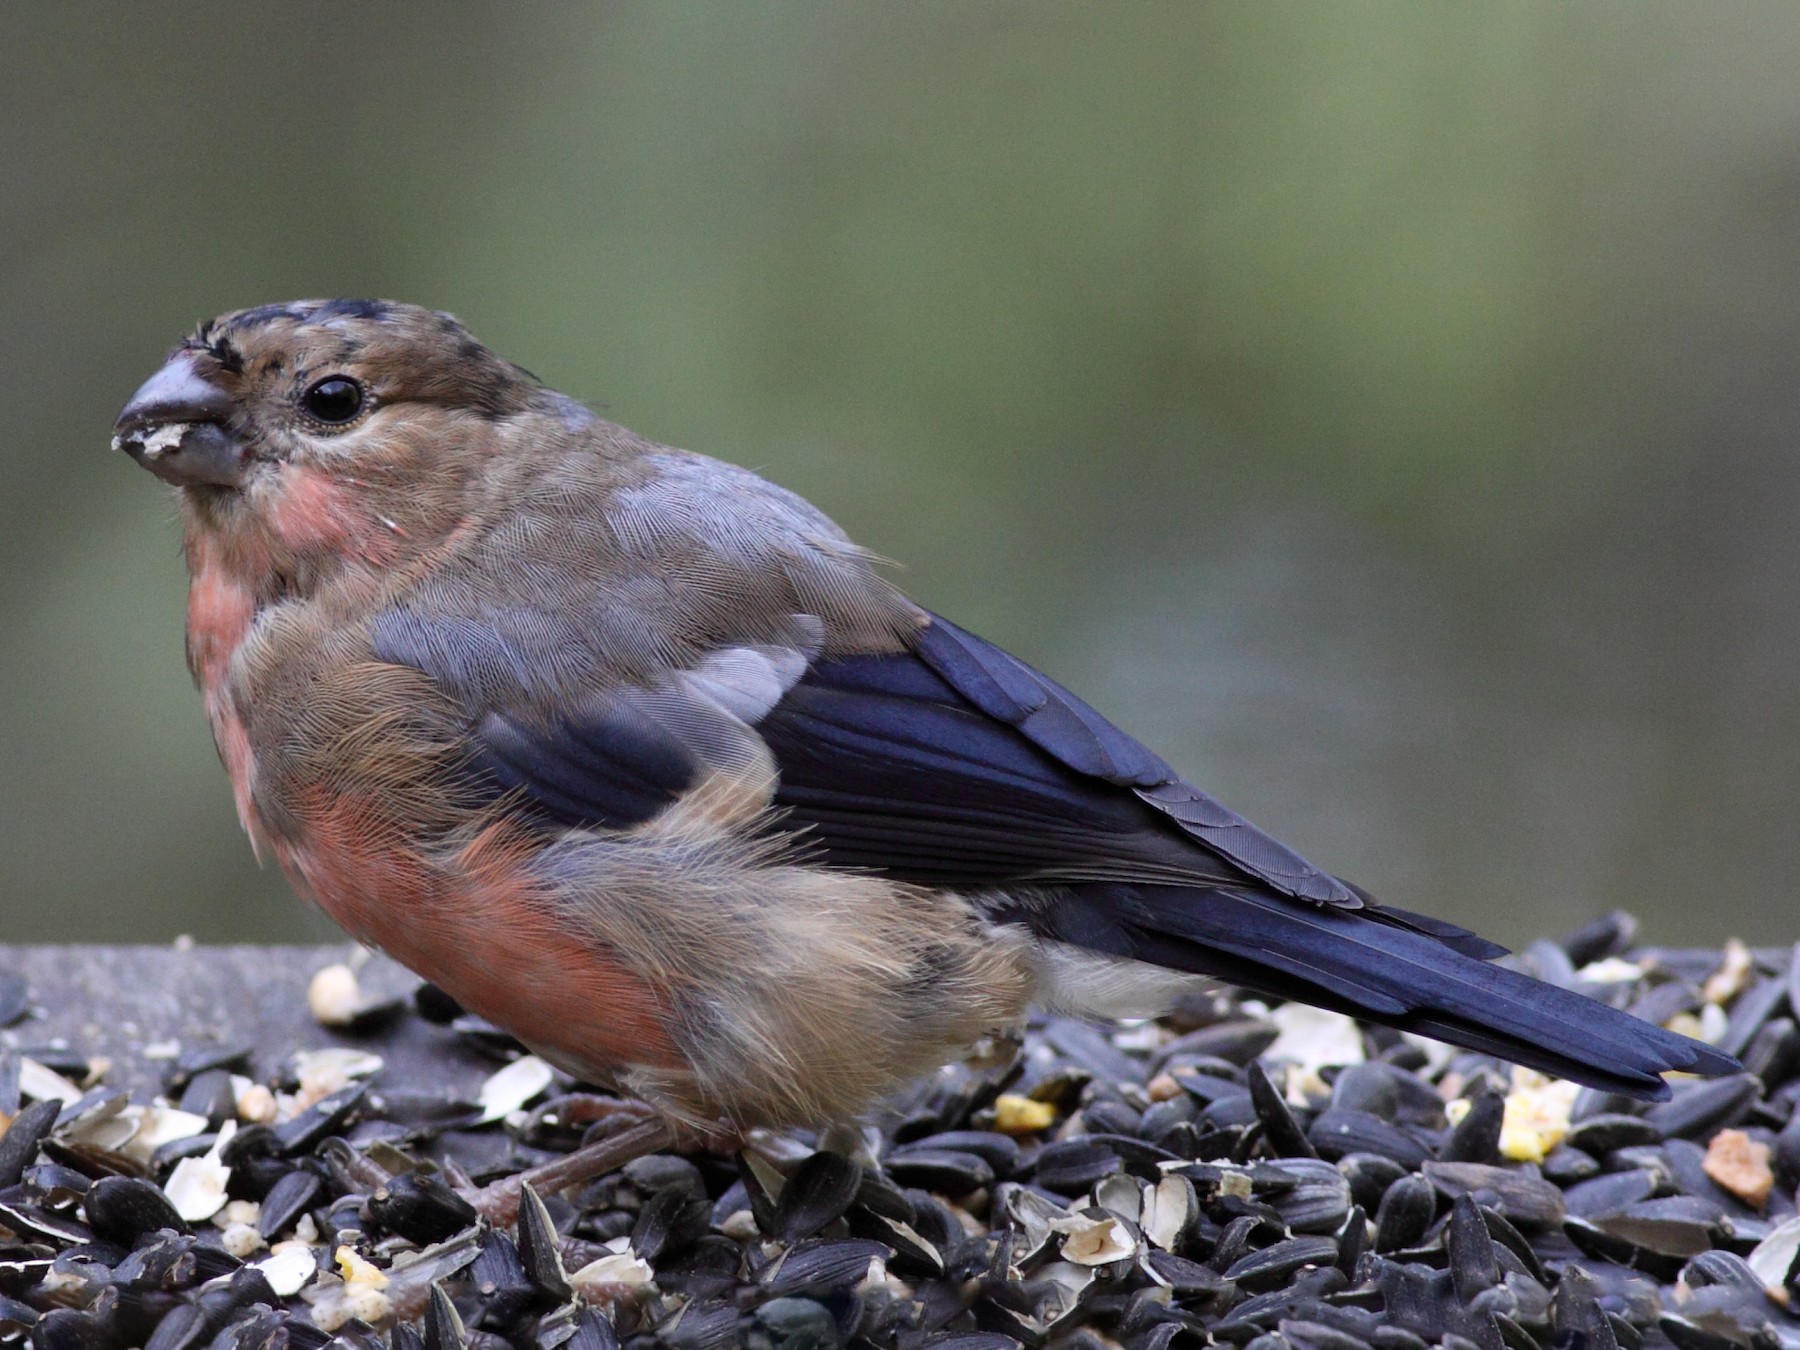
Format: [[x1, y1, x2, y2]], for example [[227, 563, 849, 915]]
[[300, 376, 364, 425]]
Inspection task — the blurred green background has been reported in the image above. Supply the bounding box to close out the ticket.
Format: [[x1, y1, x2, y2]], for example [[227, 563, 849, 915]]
[[4, 4, 1797, 950]]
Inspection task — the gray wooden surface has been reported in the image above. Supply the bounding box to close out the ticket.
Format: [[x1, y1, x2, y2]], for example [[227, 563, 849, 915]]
[[0, 944, 501, 1102]]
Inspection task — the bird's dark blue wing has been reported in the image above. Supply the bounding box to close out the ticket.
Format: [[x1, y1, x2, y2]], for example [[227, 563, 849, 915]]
[[905, 616, 1357, 904], [755, 639, 1237, 888], [374, 602, 1355, 902]]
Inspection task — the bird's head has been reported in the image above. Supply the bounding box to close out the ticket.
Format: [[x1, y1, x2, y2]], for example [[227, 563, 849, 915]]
[[114, 299, 568, 597]]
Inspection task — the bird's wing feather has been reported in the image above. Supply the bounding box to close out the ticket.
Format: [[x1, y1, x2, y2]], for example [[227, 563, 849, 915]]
[[906, 616, 1356, 903], [365, 449, 1369, 902], [375, 593, 1370, 902]]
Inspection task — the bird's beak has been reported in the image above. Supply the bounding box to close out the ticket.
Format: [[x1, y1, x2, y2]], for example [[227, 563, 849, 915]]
[[112, 353, 248, 488]]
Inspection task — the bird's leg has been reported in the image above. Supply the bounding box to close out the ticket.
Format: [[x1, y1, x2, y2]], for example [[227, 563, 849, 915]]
[[468, 1107, 743, 1224], [471, 1117, 674, 1225]]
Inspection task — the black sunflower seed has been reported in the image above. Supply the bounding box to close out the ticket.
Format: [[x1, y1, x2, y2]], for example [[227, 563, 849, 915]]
[[1540, 1144, 1600, 1184], [1774, 1111, 1800, 1196], [630, 1182, 709, 1263], [1680, 1249, 1762, 1291], [898, 1131, 1021, 1176], [175, 1072, 237, 1132], [1336, 1152, 1407, 1213], [82, 1178, 185, 1248], [1628, 980, 1702, 1028], [1445, 1195, 1498, 1301], [1143, 1247, 1231, 1295], [1562, 910, 1637, 967], [271, 1085, 365, 1157], [162, 1044, 254, 1097], [220, 1263, 277, 1314], [1742, 1016, 1800, 1084], [0, 1099, 59, 1188], [515, 1183, 570, 1302], [849, 1167, 915, 1226], [1566, 1114, 1663, 1154], [142, 1300, 206, 1350], [1082, 1098, 1143, 1136], [1308, 1111, 1429, 1170], [1168, 1068, 1250, 1106], [657, 1234, 747, 1301], [1264, 1159, 1352, 1234], [1373, 1175, 1435, 1252], [562, 1308, 619, 1350], [773, 1151, 860, 1242], [1329, 1065, 1405, 1123], [1221, 1234, 1340, 1291], [0, 1299, 36, 1348], [758, 1238, 889, 1297], [1032, 1139, 1122, 1195], [1562, 1167, 1659, 1220], [1473, 1203, 1545, 1286], [113, 1231, 197, 1288], [254, 1169, 321, 1242], [1643, 1074, 1760, 1141], [1209, 1212, 1272, 1271], [467, 1229, 535, 1328], [1076, 1132, 1180, 1172], [424, 1283, 465, 1350], [1044, 1022, 1137, 1087], [883, 1149, 992, 1195], [1138, 1095, 1197, 1144], [30, 1307, 110, 1350], [1248, 1063, 1316, 1160], [621, 1153, 705, 1197], [1590, 1195, 1720, 1258], [1548, 1265, 1619, 1349], [1437, 1090, 1502, 1165], [1157, 1020, 1282, 1070], [849, 1206, 942, 1276], [1421, 1162, 1565, 1231], [1718, 975, 1789, 1058], [747, 1295, 837, 1350], [367, 1172, 477, 1246]]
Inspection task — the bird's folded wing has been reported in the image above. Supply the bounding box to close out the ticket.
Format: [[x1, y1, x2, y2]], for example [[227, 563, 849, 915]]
[[373, 596, 1367, 905]]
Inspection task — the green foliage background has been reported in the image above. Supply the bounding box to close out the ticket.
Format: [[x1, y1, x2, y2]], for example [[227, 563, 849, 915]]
[[4, 5, 1797, 948]]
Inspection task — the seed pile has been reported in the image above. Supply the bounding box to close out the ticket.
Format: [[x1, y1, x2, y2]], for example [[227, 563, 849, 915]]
[[3, 915, 1800, 1349]]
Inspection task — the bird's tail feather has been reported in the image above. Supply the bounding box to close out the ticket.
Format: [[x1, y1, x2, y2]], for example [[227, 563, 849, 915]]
[[1074, 884, 1739, 1099]]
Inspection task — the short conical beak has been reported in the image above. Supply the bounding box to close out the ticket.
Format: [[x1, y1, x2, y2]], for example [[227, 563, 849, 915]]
[[112, 353, 247, 488]]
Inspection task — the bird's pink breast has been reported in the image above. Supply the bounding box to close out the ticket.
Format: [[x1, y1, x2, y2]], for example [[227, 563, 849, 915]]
[[186, 543, 264, 843], [276, 799, 684, 1079]]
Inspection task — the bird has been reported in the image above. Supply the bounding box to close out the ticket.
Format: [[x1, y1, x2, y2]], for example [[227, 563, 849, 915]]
[[114, 299, 1736, 1205]]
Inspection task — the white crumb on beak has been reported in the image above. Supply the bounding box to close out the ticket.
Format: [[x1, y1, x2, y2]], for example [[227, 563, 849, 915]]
[[122, 423, 193, 459]]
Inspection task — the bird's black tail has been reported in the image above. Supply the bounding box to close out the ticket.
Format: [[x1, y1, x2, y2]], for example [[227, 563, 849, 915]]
[[1032, 883, 1740, 1100]]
